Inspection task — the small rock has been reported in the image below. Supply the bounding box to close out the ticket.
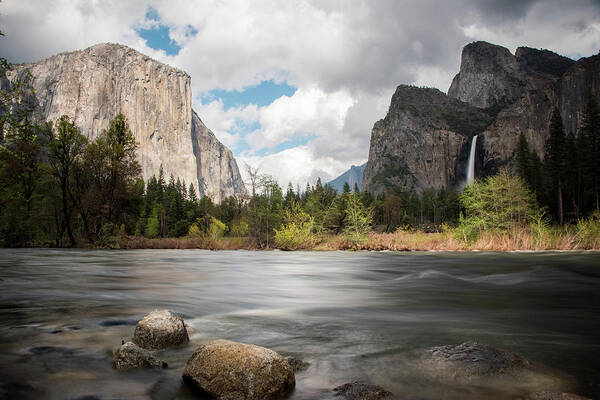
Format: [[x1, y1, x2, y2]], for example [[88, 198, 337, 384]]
[[182, 339, 295, 400], [132, 310, 189, 350], [113, 341, 168, 370], [285, 356, 310, 373], [530, 391, 591, 400], [333, 381, 394, 400]]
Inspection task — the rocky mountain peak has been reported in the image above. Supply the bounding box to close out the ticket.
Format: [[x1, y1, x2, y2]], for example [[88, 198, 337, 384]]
[[364, 41, 599, 197], [6, 43, 247, 202], [448, 41, 524, 109]]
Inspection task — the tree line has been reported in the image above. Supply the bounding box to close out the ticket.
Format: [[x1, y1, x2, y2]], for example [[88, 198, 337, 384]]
[[517, 98, 600, 224]]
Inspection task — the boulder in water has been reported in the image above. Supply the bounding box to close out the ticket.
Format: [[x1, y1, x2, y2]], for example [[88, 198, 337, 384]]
[[113, 341, 167, 370], [132, 310, 189, 350], [182, 339, 295, 400], [418, 342, 576, 393], [530, 391, 591, 400], [333, 381, 394, 400]]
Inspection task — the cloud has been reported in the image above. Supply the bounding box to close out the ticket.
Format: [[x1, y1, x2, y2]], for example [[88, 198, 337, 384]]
[[2, 0, 600, 189]]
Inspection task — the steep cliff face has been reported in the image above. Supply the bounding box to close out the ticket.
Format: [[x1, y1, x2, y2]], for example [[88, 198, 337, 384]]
[[448, 41, 526, 109], [362, 85, 493, 195], [364, 41, 597, 195], [6, 43, 247, 202]]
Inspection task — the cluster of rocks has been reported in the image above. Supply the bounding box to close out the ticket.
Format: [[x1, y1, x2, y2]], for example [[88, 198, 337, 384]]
[[113, 309, 189, 370], [112, 309, 298, 400], [112, 312, 591, 400]]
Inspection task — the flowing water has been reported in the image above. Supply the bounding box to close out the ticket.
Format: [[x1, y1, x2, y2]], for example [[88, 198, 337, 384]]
[[466, 135, 478, 185], [0, 249, 599, 400]]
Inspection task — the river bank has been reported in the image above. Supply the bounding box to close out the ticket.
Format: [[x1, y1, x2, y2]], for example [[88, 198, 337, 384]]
[[109, 228, 600, 251]]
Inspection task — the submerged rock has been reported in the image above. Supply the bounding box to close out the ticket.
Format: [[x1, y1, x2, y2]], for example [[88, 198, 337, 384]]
[[333, 381, 394, 400], [418, 342, 577, 393], [530, 391, 591, 400], [182, 339, 295, 400], [284, 356, 310, 373], [132, 310, 189, 350], [423, 341, 530, 378], [113, 341, 167, 370]]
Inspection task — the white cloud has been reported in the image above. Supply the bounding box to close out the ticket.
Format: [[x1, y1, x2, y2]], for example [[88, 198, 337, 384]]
[[2, 0, 600, 190], [238, 146, 349, 189], [245, 87, 355, 152]]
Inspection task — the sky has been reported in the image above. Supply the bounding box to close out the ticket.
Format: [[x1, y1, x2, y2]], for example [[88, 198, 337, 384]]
[[1, 0, 599, 188]]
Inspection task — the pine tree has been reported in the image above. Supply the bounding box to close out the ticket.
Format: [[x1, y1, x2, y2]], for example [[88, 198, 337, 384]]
[[343, 182, 351, 193], [516, 133, 530, 181], [578, 95, 600, 213], [545, 108, 566, 224]]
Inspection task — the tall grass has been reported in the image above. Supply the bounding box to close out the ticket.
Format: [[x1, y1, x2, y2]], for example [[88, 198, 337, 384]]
[[109, 218, 600, 251]]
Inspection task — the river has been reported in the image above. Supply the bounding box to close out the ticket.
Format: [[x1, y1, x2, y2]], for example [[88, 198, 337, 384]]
[[0, 249, 598, 399]]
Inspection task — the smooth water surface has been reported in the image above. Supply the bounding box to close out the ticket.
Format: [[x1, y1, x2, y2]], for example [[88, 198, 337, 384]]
[[0, 249, 598, 399]]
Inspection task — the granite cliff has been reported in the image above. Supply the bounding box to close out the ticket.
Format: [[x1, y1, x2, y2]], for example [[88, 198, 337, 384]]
[[363, 41, 598, 195], [5, 43, 247, 202]]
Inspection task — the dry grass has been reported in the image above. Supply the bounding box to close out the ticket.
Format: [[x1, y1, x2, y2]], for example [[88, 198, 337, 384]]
[[317, 227, 596, 252], [118, 236, 256, 250], [115, 226, 598, 252]]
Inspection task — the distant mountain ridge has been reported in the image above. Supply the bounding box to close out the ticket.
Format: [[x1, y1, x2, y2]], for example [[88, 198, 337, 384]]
[[362, 41, 597, 196], [328, 163, 366, 193]]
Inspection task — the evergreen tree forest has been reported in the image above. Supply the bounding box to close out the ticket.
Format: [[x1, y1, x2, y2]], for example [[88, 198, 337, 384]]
[[517, 101, 600, 224]]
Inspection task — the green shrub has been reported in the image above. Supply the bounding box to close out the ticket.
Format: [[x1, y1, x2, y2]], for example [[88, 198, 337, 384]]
[[577, 210, 600, 248], [459, 169, 538, 234], [453, 213, 480, 243], [188, 222, 202, 238], [96, 222, 119, 248], [229, 218, 249, 237], [343, 194, 373, 244], [274, 203, 318, 250], [208, 216, 227, 240]]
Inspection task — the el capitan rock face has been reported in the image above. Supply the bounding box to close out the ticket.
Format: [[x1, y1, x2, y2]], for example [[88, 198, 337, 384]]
[[363, 41, 598, 195], [5, 43, 247, 202]]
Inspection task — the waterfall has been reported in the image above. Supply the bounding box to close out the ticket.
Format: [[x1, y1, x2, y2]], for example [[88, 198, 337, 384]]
[[466, 135, 478, 185]]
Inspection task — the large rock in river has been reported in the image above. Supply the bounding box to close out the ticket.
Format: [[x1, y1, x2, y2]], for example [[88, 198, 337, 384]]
[[182, 339, 295, 400], [419, 342, 577, 393], [132, 310, 189, 350], [113, 341, 167, 370]]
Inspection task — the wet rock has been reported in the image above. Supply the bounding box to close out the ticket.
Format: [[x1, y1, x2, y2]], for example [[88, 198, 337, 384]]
[[285, 356, 310, 373], [0, 382, 37, 399], [148, 375, 182, 400], [424, 341, 530, 378], [418, 342, 576, 392], [333, 381, 394, 400], [99, 318, 137, 327], [530, 391, 591, 400], [132, 310, 189, 350], [113, 341, 167, 370], [182, 339, 295, 400]]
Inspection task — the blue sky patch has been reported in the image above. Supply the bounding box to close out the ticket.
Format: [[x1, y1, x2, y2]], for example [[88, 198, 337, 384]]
[[205, 80, 297, 109], [136, 7, 197, 56]]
